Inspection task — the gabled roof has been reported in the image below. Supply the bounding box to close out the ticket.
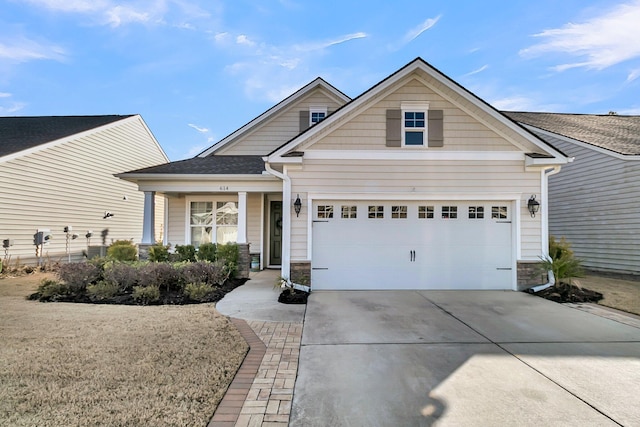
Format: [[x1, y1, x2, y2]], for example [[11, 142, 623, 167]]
[[197, 77, 350, 157], [267, 58, 569, 165], [503, 111, 640, 156], [119, 155, 266, 176], [0, 115, 133, 158]]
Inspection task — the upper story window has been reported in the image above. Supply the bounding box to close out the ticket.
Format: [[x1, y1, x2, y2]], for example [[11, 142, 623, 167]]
[[401, 102, 429, 147], [310, 107, 327, 126]]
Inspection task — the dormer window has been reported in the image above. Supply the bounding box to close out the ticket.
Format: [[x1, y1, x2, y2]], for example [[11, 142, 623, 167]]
[[310, 107, 327, 126]]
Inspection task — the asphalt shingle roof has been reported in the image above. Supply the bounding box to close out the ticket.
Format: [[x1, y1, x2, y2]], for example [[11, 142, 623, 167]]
[[0, 115, 133, 158], [124, 155, 266, 175], [503, 111, 640, 156]]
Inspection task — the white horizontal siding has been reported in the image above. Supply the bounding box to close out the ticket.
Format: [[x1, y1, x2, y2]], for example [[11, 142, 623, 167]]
[[288, 159, 542, 260], [166, 195, 186, 247], [218, 88, 345, 155], [247, 192, 262, 254], [0, 117, 167, 264], [539, 131, 640, 274]]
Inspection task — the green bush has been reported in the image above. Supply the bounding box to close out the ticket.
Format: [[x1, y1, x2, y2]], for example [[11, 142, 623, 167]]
[[216, 243, 239, 277], [148, 243, 170, 262], [57, 262, 101, 292], [36, 279, 70, 300], [184, 282, 214, 301], [132, 285, 160, 304], [87, 281, 119, 300], [107, 240, 138, 262], [175, 245, 196, 262], [541, 236, 584, 285], [196, 243, 217, 262]]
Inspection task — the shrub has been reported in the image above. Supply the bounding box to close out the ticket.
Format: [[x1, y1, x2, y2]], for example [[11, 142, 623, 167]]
[[184, 282, 214, 301], [181, 261, 228, 286], [107, 240, 138, 262], [103, 262, 140, 292], [196, 243, 217, 262], [138, 262, 182, 292], [132, 285, 160, 304], [541, 236, 584, 285], [148, 243, 170, 262], [36, 279, 71, 300], [87, 281, 120, 300], [175, 244, 196, 262], [217, 243, 239, 277], [57, 262, 101, 292]]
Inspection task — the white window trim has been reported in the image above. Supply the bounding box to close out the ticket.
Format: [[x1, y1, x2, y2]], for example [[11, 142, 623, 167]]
[[309, 106, 328, 126], [401, 102, 429, 148], [185, 195, 239, 246]]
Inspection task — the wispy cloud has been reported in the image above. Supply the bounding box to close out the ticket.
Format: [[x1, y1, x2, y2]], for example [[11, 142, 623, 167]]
[[627, 68, 640, 82], [188, 123, 209, 133], [520, 1, 640, 71], [294, 32, 367, 52], [402, 15, 441, 44], [462, 65, 489, 77], [0, 92, 11, 98], [491, 96, 541, 111], [0, 101, 27, 114], [0, 36, 66, 63]]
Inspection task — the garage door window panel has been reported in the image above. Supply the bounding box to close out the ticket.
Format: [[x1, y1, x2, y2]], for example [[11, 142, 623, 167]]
[[368, 205, 384, 219], [317, 205, 334, 219], [469, 206, 484, 219], [442, 206, 457, 219], [418, 206, 434, 219], [492, 206, 508, 219], [391, 205, 408, 219], [341, 205, 357, 219]]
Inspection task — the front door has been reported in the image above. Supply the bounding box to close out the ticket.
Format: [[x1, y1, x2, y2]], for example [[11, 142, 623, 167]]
[[269, 201, 282, 265]]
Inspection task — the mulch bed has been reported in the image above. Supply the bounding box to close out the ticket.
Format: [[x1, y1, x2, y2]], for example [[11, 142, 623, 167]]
[[278, 288, 309, 304], [28, 278, 248, 306], [532, 281, 604, 303]]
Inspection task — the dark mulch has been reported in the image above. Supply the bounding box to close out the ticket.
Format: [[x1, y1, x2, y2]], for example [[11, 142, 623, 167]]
[[28, 278, 248, 306], [278, 289, 309, 304], [532, 281, 604, 303]]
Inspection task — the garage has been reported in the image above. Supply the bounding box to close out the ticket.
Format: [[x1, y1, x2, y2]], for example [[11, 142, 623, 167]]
[[311, 200, 514, 290]]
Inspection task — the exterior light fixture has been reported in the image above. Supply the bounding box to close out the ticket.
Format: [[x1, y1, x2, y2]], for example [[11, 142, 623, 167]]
[[293, 195, 302, 217], [527, 195, 540, 218], [103, 211, 115, 219]]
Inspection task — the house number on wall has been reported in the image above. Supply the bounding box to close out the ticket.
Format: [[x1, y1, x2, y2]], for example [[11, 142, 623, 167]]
[[219, 186, 229, 191]]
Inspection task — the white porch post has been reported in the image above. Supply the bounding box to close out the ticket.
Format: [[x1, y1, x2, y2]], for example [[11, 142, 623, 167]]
[[141, 191, 156, 244], [237, 191, 247, 244]]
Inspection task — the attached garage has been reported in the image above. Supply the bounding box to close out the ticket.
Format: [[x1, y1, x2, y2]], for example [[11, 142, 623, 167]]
[[311, 200, 515, 290]]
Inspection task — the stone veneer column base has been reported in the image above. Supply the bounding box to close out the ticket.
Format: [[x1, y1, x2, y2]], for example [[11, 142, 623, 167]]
[[237, 243, 251, 279], [517, 261, 547, 291], [290, 262, 311, 286]]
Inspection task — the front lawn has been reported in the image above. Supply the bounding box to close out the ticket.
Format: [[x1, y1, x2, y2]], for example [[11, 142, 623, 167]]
[[0, 273, 248, 426]]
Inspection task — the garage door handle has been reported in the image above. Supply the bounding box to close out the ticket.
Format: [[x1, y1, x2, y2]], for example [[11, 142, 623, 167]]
[[410, 250, 415, 262], [496, 268, 512, 270]]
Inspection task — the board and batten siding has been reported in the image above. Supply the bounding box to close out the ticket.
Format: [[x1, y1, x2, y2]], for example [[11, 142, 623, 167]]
[[287, 159, 543, 261], [310, 76, 532, 153], [0, 117, 167, 265], [216, 88, 345, 156], [165, 192, 263, 254], [536, 131, 640, 274]]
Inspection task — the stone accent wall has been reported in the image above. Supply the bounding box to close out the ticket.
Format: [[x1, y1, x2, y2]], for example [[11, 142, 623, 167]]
[[237, 243, 251, 279], [517, 261, 547, 291], [290, 261, 311, 286]]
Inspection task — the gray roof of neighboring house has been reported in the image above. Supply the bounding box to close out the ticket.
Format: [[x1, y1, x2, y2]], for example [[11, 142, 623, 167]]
[[503, 111, 640, 155], [123, 155, 266, 175], [0, 115, 133, 158]]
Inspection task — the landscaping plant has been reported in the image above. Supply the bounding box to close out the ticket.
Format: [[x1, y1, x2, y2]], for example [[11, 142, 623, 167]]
[[148, 243, 170, 262], [107, 240, 138, 262], [175, 244, 197, 262], [541, 236, 584, 286], [196, 242, 217, 262]]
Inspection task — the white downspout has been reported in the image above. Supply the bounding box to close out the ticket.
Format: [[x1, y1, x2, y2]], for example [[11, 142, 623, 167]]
[[264, 162, 291, 280]]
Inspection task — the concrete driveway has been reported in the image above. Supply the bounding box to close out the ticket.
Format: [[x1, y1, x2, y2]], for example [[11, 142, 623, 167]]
[[291, 291, 640, 426]]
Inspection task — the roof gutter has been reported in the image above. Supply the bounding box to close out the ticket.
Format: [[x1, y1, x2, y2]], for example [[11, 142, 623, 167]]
[[264, 161, 291, 280]]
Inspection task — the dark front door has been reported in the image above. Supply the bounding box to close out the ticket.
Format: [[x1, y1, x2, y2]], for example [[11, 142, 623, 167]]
[[269, 201, 282, 265]]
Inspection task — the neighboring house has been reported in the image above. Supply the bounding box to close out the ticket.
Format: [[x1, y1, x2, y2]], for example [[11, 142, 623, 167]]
[[0, 115, 168, 266], [504, 112, 640, 277], [119, 58, 570, 290]]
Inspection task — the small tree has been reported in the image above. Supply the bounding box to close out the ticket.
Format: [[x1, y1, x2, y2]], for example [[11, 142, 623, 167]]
[[541, 236, 584, 286]]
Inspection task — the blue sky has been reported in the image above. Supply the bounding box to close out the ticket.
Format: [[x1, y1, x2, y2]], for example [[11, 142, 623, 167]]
[[2, 0, 640, 161]]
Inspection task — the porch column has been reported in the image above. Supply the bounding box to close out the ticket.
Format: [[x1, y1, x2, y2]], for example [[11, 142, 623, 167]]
[[141, 191, 155, 244], [237, 191, 247, 243]]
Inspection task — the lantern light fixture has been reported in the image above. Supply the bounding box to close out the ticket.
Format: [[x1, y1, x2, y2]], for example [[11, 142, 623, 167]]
[[293, 195, 302, 217], [527, 195, 540, 218]]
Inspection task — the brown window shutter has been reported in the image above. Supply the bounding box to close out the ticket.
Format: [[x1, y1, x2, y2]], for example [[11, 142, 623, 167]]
[[299, 111, 310, 132], [428, 110, 444, 147], [386, 109, 401, 147]]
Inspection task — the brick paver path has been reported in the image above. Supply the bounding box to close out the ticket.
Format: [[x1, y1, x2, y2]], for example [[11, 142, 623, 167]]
[[209, 319, 303, 427]]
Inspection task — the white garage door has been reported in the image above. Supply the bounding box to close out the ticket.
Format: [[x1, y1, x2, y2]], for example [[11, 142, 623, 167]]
[[312, 201, 514, 290]]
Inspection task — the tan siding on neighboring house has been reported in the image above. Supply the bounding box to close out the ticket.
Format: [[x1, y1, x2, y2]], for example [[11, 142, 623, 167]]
[[287, 159, 542, 260], [538, 131, 640, 274], [310, 78, 522, 152], [217, 89, 344, 155], [0, 117, 167, 264]]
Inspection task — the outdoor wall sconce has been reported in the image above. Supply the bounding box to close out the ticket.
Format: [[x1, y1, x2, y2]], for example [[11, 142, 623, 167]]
[[103, 211, 115, 219], [527, 195, 540, 218], [293, 195, 302, 217]]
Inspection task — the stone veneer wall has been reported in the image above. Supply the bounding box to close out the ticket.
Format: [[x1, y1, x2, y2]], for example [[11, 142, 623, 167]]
[[237, 243, 251, 279], [290, 261, 311, 286], [517, 261, 547, 291]]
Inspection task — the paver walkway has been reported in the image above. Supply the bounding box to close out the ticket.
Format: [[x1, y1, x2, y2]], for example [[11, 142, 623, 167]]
[[210, 270, 304, 427]]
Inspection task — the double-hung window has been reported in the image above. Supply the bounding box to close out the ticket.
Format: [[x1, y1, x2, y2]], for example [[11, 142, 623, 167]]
[[310, 107, 327, 126], [189, 199, 238, 247], [401, 102, 429, 147]]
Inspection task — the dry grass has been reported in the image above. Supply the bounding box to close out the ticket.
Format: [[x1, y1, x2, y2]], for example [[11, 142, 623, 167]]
[[577, 275, 640, 316], [0, 272, 248, 427]]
